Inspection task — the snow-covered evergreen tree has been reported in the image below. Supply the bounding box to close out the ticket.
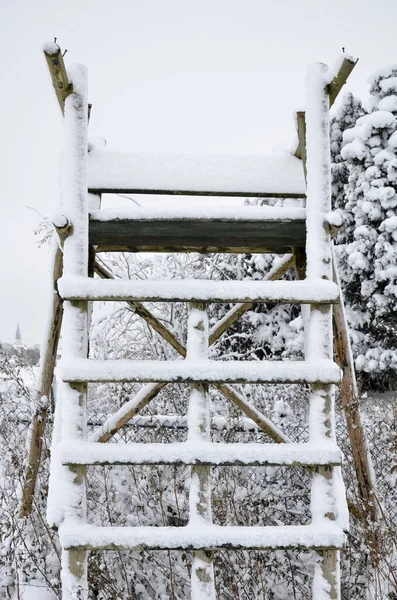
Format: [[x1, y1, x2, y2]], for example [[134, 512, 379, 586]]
[[336, 70, 397, 388]]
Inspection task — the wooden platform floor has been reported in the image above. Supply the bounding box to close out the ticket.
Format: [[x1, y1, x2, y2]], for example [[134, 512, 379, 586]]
[[89, 218, 306, 254]]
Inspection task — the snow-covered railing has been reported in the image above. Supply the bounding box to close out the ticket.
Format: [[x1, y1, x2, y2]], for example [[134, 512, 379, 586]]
[[60, 440, 342, 467], [58, 277, 340, 304], [59, 358, 341, 384], [60, 521, 346, 552], [87, 150, 306, 197]]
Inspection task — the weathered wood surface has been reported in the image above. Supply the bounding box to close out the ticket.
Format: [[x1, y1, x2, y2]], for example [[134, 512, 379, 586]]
[[295, 55, 358, 160], [332, 248, 379, 556], [43, 44, 73, 114], [326, 56, 359, 107], [90, 218, 306, 254], [19, 245, 64, 519]]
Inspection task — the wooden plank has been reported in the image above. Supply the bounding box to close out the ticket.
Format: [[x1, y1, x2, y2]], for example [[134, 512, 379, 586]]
[[61, 523, 346, 552], [59, 277, 340, 304], [61, 358, 341, 384], [87, 150, 306, 197], [89, 188, 305, 198], [43, 43, 73, 114], [90, 218, 306, 254], [61, 440, 342, 467]]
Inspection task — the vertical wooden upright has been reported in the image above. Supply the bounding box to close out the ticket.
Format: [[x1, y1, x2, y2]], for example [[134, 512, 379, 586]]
[[305, 62, 341, 599], [187, 302, 216, 599], [58, 64, 89, 600]]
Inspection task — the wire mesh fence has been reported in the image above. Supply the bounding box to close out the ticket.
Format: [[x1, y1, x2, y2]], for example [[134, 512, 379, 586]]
[[0, 344, 396, 598]]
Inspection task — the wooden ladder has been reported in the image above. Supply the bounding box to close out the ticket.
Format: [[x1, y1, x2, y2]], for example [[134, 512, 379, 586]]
[[39, 45, 361, 600]]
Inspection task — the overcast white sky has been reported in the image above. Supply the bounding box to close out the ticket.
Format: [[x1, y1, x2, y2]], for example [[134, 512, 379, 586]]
[[1, 0, 396, 344]]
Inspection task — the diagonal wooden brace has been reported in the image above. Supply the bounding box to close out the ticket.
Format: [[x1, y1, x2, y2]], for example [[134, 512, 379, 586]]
[[92, 256, 294, 444]]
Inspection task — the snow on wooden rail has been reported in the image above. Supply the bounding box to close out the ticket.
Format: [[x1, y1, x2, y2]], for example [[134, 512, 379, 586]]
[[59, 358, 341, 384], [87, 149, 306, 197], [58, 277, 340, 304], [60, 440, 342, 467], [89, 206, 306, 222], [60, 521, 346, 552]]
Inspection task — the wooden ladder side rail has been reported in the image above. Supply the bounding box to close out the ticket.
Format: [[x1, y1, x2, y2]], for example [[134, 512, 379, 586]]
[[295, 82, 379, 539], [305, 62, 341, 599]]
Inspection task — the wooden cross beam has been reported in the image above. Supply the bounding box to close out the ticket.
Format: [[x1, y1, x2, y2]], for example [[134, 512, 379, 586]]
[[92, 257, 294, 445]]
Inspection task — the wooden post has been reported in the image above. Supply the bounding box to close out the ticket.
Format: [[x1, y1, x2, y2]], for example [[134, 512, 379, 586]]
[[43, 43, 73, 114], [305, 62, 341, 599], [187, 303, 216, 599], [57, 63, 89, 600], [19, 243, 63, 518]]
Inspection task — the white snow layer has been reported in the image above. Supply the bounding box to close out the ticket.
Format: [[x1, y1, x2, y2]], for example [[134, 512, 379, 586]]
[[87, 149, 306, 195], [59, 358, 341, 384], [89, 206, 306, 222], [58, 277, 340, 304], [59, 440, 342, 467], [59, 520, 346, 551]]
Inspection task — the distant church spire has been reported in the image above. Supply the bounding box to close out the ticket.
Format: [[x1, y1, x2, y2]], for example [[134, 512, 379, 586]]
[[15, 321, 22, 346]]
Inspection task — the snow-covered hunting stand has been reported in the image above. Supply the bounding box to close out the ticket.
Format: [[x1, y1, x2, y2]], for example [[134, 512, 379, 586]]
[[21, 44, 380, 598]]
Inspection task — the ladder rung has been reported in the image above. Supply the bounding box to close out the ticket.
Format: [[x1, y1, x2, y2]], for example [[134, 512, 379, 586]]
[[59, 277, 340, 304], [87, 150, 306, 197], [60, 358, 341, 384], [60, 440, 342, 467], [60, 522, 346, 551], [89, 206, 306, 254]]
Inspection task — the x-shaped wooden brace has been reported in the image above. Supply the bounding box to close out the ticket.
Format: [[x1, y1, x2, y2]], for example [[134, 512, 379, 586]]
[[90, 255, 294, 444]]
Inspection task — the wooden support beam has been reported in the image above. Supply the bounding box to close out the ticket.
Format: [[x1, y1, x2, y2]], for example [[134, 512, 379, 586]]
[[326, 56, 359, 108], [208, 254, 294, 345], [91, 382, 168, 444], [90, 255, 295, 444], [19, 243, 64, 519], [43, 43, 73, 114], [294, 55, 358, 160], [94, 260, 186, 357], [332, 248, 379, 566], [294, 112, 307, 179]]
